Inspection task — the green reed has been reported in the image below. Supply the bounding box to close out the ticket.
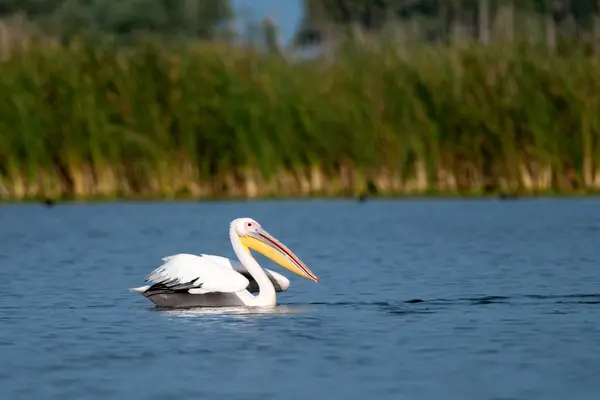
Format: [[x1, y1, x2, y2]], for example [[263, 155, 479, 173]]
[[1, 36, 600, 200]]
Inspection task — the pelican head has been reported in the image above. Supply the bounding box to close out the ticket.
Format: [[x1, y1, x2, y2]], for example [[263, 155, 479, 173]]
[[232, 218, 319, 283]]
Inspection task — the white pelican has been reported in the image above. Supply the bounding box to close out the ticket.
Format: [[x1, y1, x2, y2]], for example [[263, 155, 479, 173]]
[[130, 217, 318, 308]]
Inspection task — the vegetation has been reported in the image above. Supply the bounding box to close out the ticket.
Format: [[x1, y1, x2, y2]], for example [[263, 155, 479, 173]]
[[295, 0, 600, 47], [2, 33, 600, 201], [0, 0, 234, 42], [2, 1, 600, 201]]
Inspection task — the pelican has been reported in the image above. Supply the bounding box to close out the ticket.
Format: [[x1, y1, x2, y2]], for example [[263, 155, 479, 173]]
[[130, 217, 318, 308]]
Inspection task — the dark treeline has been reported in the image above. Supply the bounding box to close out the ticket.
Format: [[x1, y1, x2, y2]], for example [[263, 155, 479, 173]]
[[2, 1, 600, 201], [3, 1, 600, 49], [295, 0, 600, 53], [0, 0, 234, 40]]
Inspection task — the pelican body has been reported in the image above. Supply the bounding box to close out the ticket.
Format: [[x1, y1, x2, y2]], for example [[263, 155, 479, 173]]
[[130, 218, 318, 308]]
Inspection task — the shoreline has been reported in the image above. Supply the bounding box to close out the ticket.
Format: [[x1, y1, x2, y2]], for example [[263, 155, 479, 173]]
[[3, 190, 600, 205]]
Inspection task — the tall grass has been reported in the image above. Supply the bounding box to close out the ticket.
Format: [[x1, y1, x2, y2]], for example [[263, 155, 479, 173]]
[[1, 34, 600, 200]]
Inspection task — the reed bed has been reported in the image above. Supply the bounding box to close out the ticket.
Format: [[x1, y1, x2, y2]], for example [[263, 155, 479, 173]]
[[1, 36, 600, 200]]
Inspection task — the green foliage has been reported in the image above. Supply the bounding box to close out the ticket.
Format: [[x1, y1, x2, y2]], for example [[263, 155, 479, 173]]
[[0, 0, 234, 40], [1, 37, 600, 200], [294, 0, 600, 46]]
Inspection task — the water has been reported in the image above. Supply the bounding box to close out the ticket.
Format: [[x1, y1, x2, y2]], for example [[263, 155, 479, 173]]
[[1, 198, 599, 400]]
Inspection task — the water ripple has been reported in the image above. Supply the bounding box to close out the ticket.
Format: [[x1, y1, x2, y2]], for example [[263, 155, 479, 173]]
[[2, 200, 600, 400]]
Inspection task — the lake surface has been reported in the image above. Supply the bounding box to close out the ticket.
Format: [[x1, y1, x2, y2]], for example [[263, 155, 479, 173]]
[[1, 198, 599, 399]]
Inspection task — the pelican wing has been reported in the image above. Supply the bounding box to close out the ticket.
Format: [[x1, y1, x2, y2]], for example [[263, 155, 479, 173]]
[[144, 254, 250, 294], [199, 254, 291, 293]]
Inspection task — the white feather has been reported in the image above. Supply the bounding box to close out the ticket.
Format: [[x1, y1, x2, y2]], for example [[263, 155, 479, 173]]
[[129, 285, 151, 293], [144, 253, 250, 294], [199, 254, 290, 291]]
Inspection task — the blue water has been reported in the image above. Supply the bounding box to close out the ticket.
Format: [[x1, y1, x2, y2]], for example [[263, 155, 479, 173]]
[[1, 199, 599, 399]]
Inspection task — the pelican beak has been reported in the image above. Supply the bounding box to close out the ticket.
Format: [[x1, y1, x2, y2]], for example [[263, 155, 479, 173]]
[[240, 228, 319, 283]]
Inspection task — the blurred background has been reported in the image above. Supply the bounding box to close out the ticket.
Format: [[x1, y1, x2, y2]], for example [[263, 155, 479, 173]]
[[2, 2, 600, 400], [2, 0, 600, 202]]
